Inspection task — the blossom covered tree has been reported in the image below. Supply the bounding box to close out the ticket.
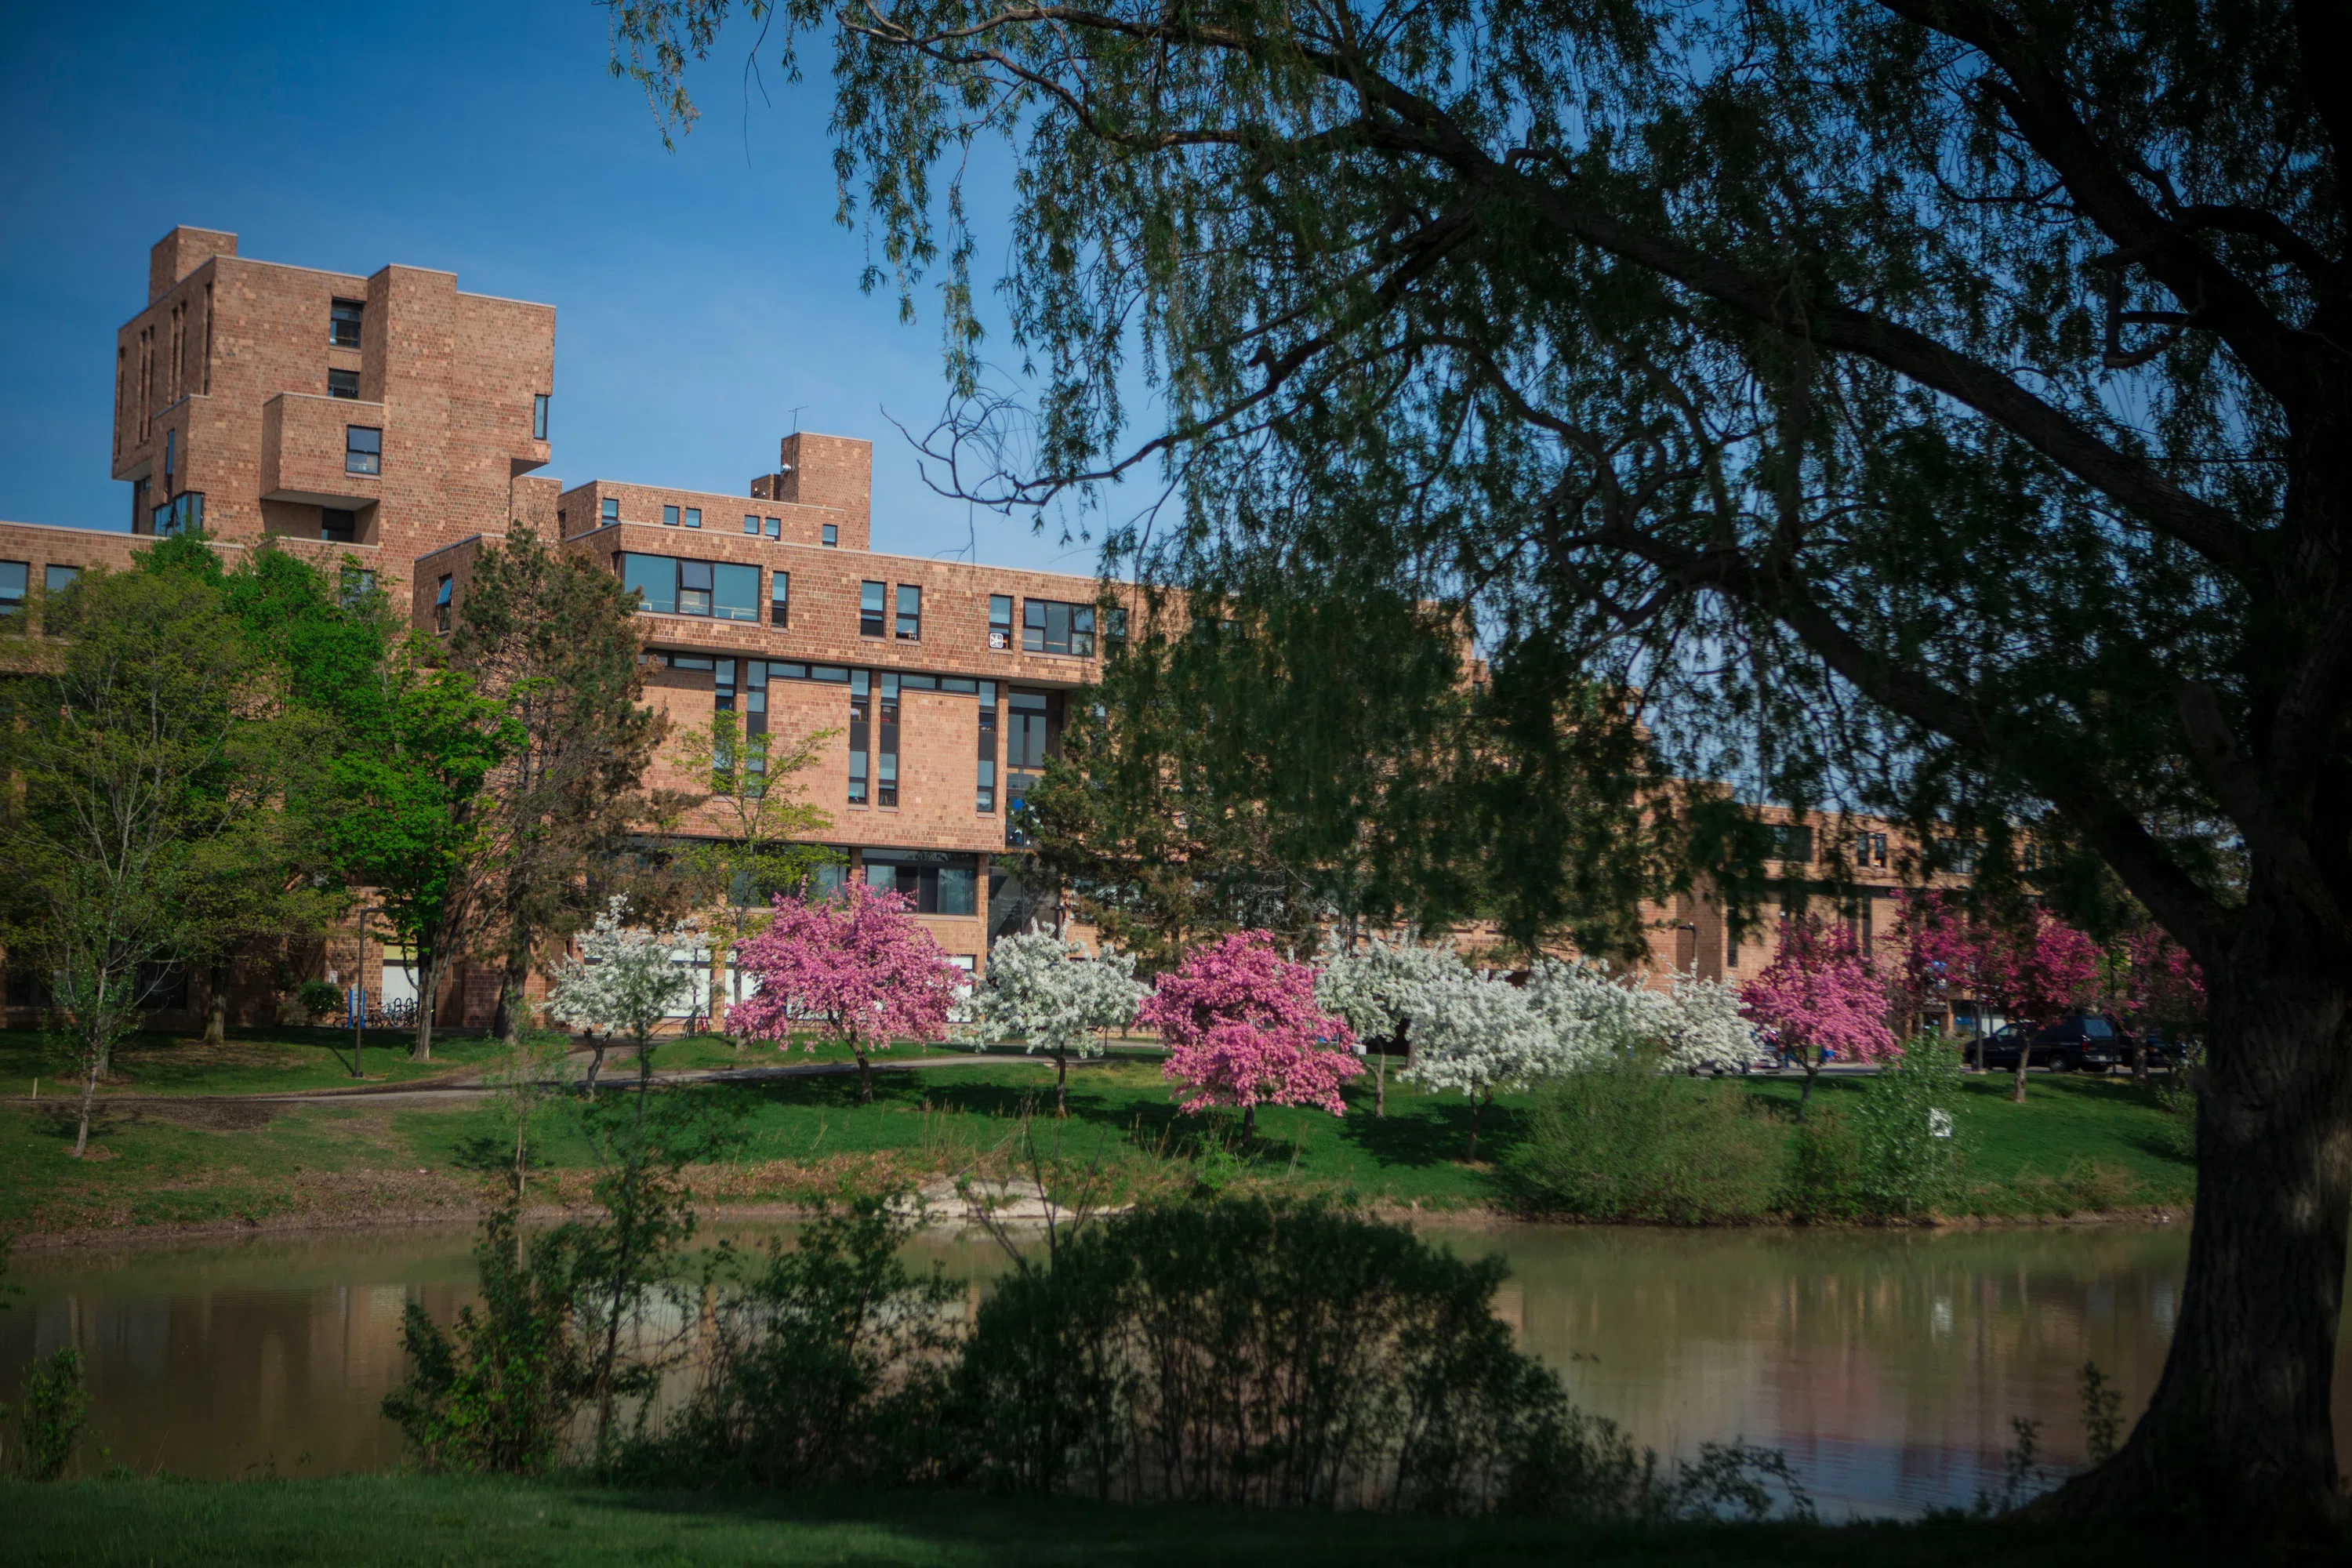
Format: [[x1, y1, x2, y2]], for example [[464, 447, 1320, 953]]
[[962, 929, 1148, 1115], [1973, 909, 2102, 1105], [546, 895, 702, 1093], [1401, 961, 1558, 1162], [2121, 921, 2207, 1079], [1520, 960, 1755, 1074], [728, 882, 964, 1103], [1138, 930, 1361, 1138], [1739, 916, 1897, 1113], [1313, 931, 1461, 1117]]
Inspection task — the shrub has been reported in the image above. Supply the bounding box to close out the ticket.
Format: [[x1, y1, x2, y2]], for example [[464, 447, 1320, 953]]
[[622, 1199, 962, 1488], [1845, 1037, 1970, 1217], [946, 1196, 1650, 1514], [1780, 1106, 1864, 1221], [293, 978, 346, 1022], [1503, 1058, 1781, 1223], [15, 1346, 88, 1481]]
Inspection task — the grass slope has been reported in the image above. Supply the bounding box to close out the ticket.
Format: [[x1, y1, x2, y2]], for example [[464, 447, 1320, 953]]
[[0, 1479, 2217, 1568]]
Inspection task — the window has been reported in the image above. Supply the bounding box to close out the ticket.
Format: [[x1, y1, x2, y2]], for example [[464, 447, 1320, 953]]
[[345, 425, 382, 475], [822, 524, 839, 547], [339, 568, 376, 605], [0, 561, 25, 616], [770, 571, 789, 628], [1022, 598, 1095, 656], [328, 368, 360, 400], [1769, 823, 1813, 864], [862, 853, 978, 916], [1936, 837, 1980, 876], [860, 581, 887, 637], [989, 594, 1014, 650], [619, 554, 759, 621], [877, 673, 901, 807], [764, 516, 781, 539], [976, 680, 997, 812], [895, 584, 922, 641], [45, 565, 80, 594], [743, 514, 760, 535], [532, 394, 550, 441], [1856, 831, 1888, 869], [1006, 689, 1051, 769], [683, 508, 702, 529], [434, 575, 453, 633], [165, 428, 176, 482], [663, 505, 680, 528], [151, 493, 205, 535], [601, 497, 619, 524], [848, 671, 871, 805], [329, 298, 364, 347], [1104, 605, 1128, 655]]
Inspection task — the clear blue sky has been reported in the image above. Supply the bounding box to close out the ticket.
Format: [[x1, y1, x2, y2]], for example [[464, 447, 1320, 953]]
[[0, 0, 1094, 573]]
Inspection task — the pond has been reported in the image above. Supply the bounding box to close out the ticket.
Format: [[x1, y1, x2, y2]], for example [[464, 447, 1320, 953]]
[[4, 1218, 2338, 1517]]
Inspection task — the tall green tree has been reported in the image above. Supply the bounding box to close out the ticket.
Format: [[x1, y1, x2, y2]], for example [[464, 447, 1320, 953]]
[[321, 637, 521, 1061], [448, 526, 673, 1047], [0, 564, 294, 1155], [614, 0, 2349, 1522]]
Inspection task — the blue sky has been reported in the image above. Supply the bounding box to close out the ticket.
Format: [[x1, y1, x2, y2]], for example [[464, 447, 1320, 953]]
[[0, 0, 1094, 572]]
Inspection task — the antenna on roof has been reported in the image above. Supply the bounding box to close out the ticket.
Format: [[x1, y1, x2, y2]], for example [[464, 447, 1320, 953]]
[[786, 404, 807, 436]]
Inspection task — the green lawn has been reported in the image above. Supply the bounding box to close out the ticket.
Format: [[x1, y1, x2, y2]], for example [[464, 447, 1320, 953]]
[[0, 1478, 2220, 1568], [0, 1026, 505, 1097]]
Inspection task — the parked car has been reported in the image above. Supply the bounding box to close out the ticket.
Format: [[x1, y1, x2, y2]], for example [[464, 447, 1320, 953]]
[[1979, 1013, 2138, 1073]]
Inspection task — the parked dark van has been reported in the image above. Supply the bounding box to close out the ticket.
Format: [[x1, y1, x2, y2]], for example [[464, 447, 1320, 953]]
[[1980, 1014, 2138, 1073]]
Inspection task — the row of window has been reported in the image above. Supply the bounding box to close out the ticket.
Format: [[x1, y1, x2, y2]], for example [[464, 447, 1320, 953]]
[[593, 496, 840, 548], [152, 492, 205, 535], [0, 562, 82, 615]]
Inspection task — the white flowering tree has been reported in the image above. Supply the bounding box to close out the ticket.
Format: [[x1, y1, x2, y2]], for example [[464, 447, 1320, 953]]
[[1657, 973, 1758, 1074], [546, 895, 702, 1093], [963, 929, 1148, 1116], [1314, 932, 1461, 1117], [1401, 964, 1566, 1162]]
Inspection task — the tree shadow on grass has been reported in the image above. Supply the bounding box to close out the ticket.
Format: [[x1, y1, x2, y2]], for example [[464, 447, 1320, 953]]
[[1332, 1098, 1528, 1181]]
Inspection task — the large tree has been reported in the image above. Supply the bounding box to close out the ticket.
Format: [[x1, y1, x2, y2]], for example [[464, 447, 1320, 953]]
[[448, 526, 672, 1046], [612, 0, 2348, 1524]]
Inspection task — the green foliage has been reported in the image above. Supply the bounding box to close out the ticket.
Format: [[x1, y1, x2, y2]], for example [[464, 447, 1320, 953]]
[[13, 1348, 87, 1481], [1780, 1109, 1864, 1223], [624, 1199, 960, 1488], [1845, 1040, 1971, 1218], [293, 979, 346, 1021], [381, 1199, 590, 1475], [948, 1197, 1650, 1515], [1503, 1060, 1781, 1225]]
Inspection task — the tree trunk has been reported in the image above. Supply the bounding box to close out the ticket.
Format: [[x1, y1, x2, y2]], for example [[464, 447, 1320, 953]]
[[1464, 1088, 1484, 1163], [583, 1034, 607, 1091], [495, 946, 530, 1050], [412, 946, 437, 1062], [1056, 1047, 1069, 1117], [2011, 1035, 2031, 1105], [1799, 1054, 1819, 1116], [2034, 906, 2352, 1534], [855, 1046, 873, 1104], [1242, 1101, 1256, 1142], [73, 1057, 99, 1159], [203, 960, 228, 1047]]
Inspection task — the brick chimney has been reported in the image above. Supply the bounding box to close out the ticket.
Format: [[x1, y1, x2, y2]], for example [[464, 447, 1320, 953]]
[[150, 227, 238, 303]]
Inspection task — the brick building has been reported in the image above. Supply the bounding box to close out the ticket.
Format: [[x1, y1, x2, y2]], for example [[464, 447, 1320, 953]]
[[2, 226, 1960, 1034]]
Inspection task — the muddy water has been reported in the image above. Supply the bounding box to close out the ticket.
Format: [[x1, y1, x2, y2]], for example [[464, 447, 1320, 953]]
[[5, 1219, 2335, 1516]]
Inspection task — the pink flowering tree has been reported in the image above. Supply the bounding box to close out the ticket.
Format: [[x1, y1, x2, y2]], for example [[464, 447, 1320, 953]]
[[1965, 907, 2101, 1105], [1138, 931, 1363, 1140], [727, 882, 964, 1103], [2120, 921, 2207, 1082], [1739, 916, 1898, 1114]]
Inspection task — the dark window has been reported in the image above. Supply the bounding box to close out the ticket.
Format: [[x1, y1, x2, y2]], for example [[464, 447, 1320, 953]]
[[663, 505, 680, 528], [0, 561, 25, 616], [339, 568, 376, 605], [320, 507, 358, 543], [45, 565, 80, 594], [1006, 689, 1051, 769], [989, 594, 1014, 650], [683, 507, 702, 529], [601, 497, 619, 523], [641, 557, 761, 619], [622, 554, 674, 614], [822, 523, 839, 547], [770, 570, 789, 627], [152, 493, 205, 535], [678, 558, 713, 616], [895, 583, 922, 641], [848, 672, 870, 805], [165, 428, 176, 481], [345, 425, 382, 475], [743, 514, 760, 535], [976, 679, 997, 812], [1104, 605, 1127, 654], [532, 394, 550, 441], [328, 368, 360, 400], [764, 516, 780, 539], [329, 298, 365, 347], [1770, 823, 1813, 864], [434, 575, 453, 633], [877, 673, 900, 807], [859, 581, 886, 637], [1022, 599, 1095, 656], [863, 853, 978, 916]]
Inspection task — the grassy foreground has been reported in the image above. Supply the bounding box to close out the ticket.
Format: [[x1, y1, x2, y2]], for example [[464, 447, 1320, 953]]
[[0, 1478, 2219, 1567], [0, 1026, 2196, 1236]]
